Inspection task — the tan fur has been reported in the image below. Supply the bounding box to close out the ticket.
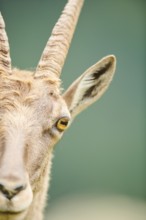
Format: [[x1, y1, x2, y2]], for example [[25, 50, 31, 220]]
[[0, 1, 116, 220], [0, 69, 70, 220]]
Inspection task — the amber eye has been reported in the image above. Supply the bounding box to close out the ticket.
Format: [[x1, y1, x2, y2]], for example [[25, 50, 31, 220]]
[[56, 117, 69, 132]]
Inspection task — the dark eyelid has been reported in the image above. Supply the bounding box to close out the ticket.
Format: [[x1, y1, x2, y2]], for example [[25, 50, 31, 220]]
[[56, 115, 71, 123]]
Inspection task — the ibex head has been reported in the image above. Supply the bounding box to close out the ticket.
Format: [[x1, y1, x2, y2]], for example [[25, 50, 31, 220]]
[[0, 0, 116, 219]]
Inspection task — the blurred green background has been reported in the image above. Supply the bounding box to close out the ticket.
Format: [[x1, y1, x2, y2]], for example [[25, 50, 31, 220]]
[[0, 0, 145, 206]]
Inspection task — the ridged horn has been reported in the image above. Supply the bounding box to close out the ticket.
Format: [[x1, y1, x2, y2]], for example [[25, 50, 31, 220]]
[[0, 12, 11, 74], [35, 0, 84, 78]]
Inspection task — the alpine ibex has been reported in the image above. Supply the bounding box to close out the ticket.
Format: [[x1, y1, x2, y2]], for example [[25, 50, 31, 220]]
[[0, 0, 116, 219]]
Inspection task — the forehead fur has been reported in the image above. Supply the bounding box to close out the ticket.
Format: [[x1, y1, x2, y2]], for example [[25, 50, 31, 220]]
[[0, 69, 61, 110]]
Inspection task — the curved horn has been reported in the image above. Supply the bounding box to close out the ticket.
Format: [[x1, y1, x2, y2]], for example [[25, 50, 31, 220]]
[[0, 13, 11, 74], [35, 0, 84, 78]]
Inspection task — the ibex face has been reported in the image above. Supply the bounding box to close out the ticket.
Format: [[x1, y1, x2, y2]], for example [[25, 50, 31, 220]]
[[0, 70, 70, 214], [0, 0, 116, 219]]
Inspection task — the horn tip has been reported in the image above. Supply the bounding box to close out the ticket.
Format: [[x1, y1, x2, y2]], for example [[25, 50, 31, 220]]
[[0, 12, 5, 28], [0, 12, 3, 19]]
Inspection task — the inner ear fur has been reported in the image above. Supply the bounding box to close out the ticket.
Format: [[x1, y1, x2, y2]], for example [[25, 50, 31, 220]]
[[63, 55, 116, 118]]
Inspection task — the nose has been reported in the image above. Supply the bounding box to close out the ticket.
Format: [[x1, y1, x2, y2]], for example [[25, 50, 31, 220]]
[[0, 182, 26, 200], [0, 181, 26, 200], [0, 142, 28, 200]]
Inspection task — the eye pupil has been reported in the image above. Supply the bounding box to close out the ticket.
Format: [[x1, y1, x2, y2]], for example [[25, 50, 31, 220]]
[[57, 118, 69, 131], [60, 121, 68, 126]]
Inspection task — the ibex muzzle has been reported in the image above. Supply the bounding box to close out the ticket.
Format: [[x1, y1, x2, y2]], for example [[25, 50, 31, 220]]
[[0, 117, 33, 212]]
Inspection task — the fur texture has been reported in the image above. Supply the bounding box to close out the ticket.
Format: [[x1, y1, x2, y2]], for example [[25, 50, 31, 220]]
[[0, 1, 116, 219]]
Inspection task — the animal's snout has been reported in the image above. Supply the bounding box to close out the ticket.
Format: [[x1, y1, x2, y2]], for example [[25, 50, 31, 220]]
[[0, 170, 33, 212], [0, 164, 28, 200]]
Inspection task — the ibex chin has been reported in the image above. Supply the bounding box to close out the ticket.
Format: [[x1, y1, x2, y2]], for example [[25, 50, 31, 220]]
[[0, 0, 116, 219]]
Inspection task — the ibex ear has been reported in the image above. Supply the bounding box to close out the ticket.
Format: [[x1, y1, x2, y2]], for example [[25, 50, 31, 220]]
[[63, 55, 116, 118]]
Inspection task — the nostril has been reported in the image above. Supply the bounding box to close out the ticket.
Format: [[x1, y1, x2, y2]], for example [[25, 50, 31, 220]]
[[0, 183, 5, 192], [14, 184, 27, 193], [0, 183, 13, 200]]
